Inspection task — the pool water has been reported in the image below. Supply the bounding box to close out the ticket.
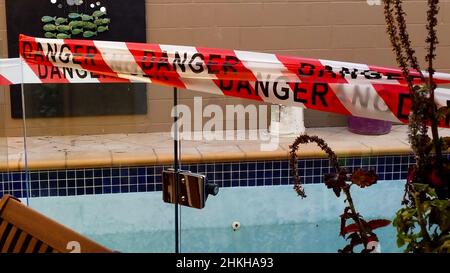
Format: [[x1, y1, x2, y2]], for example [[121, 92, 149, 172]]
[[86, 221, 402, 253], [25, 180, 406, 253]]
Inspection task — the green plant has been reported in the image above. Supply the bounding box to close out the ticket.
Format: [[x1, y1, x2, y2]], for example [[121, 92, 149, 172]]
[[289, 135, 391, 253], [394, 183, 450, 252], [383, 0, 450, 252]]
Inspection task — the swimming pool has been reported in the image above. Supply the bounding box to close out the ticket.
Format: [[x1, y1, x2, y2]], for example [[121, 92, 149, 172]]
[[25, 180, 405, 253]]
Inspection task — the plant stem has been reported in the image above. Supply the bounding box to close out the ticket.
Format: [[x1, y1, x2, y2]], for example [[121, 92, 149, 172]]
[[426, 0, 442, 164], [290, 135, 340, 198], [413, 192, 432, 246], [428, 42, 442, 165], [430, 98, 442, 161], [342, 186, 369, 248]]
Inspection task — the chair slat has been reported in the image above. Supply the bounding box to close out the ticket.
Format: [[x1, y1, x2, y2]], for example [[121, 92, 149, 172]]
[[1, 226, 18, 253], [6, 227, 23, 253], [25, 237, 39, 253], [38, 242, 50, 253], [19, 234, 33, 253], [0, 223, 13, 252], [0, 220, 8, 240], [13, 230, 29, 253]]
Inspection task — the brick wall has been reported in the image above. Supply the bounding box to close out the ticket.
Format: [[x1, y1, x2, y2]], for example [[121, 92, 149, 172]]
[[1, 0, 450, 136]]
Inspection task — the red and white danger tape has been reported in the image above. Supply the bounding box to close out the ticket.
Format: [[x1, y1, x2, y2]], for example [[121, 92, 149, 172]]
[[0, 58, 129, 85], [5, 35, 450, 127]]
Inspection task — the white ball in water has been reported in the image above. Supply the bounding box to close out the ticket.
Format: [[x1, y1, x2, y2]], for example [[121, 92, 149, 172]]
[[232, 221, 241, 231], [50, 0, 57, 4], [100, 7, 107, 12]]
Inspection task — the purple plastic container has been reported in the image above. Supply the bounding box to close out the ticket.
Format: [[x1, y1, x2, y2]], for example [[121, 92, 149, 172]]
[[347, 115, 392, 135]]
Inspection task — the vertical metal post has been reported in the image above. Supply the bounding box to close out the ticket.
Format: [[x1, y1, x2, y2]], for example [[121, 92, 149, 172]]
[[173, 87, 180, 253], [19, 58, 30, 206]]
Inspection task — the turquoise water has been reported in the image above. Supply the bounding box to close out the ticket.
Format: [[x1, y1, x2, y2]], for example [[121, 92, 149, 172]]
[[86, 222, 402, 253], [26, 181, 406, 253]]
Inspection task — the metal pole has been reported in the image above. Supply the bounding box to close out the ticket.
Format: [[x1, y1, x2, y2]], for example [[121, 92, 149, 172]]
[[19, 58, 30, 206], [173, 87, 180, 253]]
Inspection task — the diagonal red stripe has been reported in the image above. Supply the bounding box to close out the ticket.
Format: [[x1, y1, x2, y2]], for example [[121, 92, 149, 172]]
[[196, 47, 263, 102], [372, 84, 410, 124], [21, 37, 70, 84], [126, 42, 186, 89], [277, 55, 351, 115], [63, 39, 129, 83], [0, 74, 12, 86]]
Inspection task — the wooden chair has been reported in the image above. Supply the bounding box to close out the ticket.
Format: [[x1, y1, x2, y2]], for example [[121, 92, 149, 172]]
[[0, 194, 114, 253]]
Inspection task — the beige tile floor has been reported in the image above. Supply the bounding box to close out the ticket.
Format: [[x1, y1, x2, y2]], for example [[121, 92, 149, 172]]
[[2, 125, 450, 171]]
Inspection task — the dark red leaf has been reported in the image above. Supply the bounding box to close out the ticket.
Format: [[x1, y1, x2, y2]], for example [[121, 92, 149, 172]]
[[351, 169, 378, 188], [367, 219, 391, 230], [340, 218, 346, 237], [333, 187, 341, 197], [341, 219, 391, 236], [340, 233, 363, 253], [349, 233, 363, 249], [341, 223, 359, 235], [324, 171, 347, 197], [407, 166, 416, 184], [428, 168, 445, 187], [339, 245, 354, 253]]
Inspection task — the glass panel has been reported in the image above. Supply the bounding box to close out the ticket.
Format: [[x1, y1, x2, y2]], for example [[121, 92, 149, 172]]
[[5, 0, 176, 253], [0, 86, 11, 199], [0, 1, 16, 205], [3, 0, 425, 255], [20, 86, 176, 252], [178, 160, 404, 253]]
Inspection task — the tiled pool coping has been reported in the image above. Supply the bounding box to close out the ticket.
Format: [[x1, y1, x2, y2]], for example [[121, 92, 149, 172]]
[[3, 125, 447, 171], [2, 125, 449, 199], [2, 153, 445, 199]]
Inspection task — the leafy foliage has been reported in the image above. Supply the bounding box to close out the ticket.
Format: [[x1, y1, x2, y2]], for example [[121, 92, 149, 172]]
[[393, 183, 450, 252], [384, 0, 450, 252]]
